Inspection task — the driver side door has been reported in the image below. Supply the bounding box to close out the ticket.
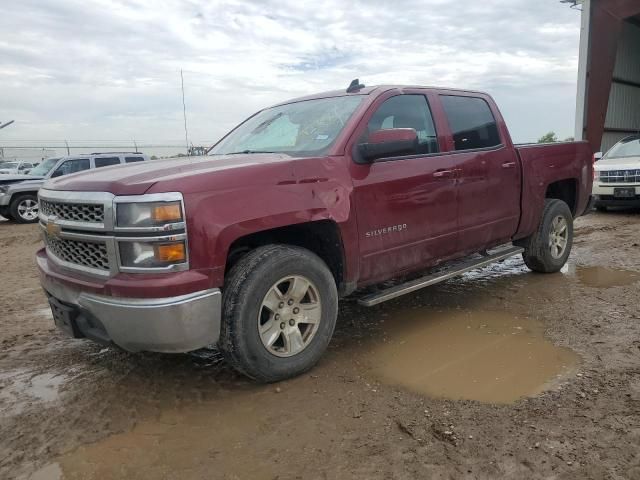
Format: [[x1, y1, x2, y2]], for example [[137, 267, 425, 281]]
[[349, 92, 461, 284]]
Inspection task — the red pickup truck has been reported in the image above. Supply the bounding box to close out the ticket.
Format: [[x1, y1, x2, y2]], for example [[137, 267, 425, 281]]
[[37, 82, 593, 381]]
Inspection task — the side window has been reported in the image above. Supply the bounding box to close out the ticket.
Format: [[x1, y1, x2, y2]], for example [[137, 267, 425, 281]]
[[440, 95, 501, 151], [364, 95, 438, 156], [125, 156, 145, 163], [51, 159, 90, 177], [94, 157, 121, 168]]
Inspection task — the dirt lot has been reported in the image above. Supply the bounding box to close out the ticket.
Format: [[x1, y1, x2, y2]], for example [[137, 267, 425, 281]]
[[1, 211, 639, 480]]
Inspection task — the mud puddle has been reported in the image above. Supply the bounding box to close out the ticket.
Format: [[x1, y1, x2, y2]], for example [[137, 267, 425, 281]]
[[28, 385, 325, 480], [573, 265, 640, 288], [367, 309, 578, 404]]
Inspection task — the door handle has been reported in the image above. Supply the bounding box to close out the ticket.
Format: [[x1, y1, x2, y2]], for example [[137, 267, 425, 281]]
[[433, 169, 455, 178], [501, 162, 516, 169]]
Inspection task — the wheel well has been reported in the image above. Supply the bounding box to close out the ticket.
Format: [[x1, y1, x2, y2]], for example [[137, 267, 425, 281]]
[[226, 220, 346, 287], [10, 191, 38, 202], [545, 179, 577, 215]]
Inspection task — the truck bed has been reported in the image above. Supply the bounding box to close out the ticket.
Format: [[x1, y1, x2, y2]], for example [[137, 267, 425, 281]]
[[514, 141, 593, 240]]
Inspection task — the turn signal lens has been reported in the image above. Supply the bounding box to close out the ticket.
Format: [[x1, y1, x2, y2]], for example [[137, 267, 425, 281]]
[[152, 204, 182, 223], [154, 242, 186, 262]]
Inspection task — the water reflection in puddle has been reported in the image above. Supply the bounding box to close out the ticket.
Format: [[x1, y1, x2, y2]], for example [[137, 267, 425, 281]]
[[573, 266, 640, 288], [0, 371, 66, 416], [368, 309, 578, 404]]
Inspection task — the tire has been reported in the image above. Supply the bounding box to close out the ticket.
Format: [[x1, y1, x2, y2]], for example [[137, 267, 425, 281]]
[[595, 204, 607, 212], [219, 245, 338, 382], [10, 194, 40, 224], [519, 199, 573, 273]]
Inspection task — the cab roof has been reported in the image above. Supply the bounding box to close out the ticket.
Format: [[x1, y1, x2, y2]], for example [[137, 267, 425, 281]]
[[273, 84, 491, 107]]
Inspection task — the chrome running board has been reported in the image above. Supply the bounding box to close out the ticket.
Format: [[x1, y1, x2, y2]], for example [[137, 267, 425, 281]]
[[357, 245, 524, 307]]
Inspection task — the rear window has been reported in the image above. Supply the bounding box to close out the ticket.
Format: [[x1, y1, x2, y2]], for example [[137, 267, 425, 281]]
[[440, 95, 501, 151], [125, 156, 145, 163], [95, 157, 121, 168]]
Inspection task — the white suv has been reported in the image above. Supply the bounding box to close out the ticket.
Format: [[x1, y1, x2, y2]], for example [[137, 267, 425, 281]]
[[593, 135, 640, 211]]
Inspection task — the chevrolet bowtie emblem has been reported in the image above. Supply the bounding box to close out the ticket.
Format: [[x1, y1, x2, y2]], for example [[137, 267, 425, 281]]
[[46, 218, 61, 237]]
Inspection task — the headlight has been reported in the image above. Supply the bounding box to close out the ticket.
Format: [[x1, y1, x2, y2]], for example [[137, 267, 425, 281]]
[[119, 239, 187, 268], [116, 201, 183, 228]]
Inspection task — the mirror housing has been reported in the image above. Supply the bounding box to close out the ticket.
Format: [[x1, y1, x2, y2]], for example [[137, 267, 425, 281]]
[[357, 128, 418, 163], [594, 151, 603, 161]]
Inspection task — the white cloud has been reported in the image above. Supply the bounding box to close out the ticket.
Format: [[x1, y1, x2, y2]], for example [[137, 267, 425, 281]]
[[0, 0, 582, 149]]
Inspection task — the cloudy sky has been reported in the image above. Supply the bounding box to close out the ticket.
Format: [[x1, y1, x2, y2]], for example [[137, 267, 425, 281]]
[[1, 0, 582, 150]]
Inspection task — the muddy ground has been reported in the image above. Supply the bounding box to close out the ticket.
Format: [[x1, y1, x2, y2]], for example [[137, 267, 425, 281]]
[[1, 211, 639, 479]]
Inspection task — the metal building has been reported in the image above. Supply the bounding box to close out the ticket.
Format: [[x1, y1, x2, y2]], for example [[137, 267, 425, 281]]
[[573, 0, 640, 152]]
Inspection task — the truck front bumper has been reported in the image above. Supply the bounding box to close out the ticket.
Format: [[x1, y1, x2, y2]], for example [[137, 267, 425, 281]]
[[38, 254, 222, 353]]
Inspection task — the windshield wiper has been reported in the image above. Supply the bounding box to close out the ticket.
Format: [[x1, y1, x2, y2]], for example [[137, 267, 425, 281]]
[[225, 150, 277, 155]]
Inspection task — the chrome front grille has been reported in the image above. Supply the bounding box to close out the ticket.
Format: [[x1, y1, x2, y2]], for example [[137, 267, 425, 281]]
[[40, 199, 105, 223], [599, 169, 640, 184], [44, 233, 110, 271]]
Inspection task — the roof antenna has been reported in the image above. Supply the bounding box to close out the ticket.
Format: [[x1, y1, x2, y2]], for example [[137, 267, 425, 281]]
[[346, 78, 365, 93]]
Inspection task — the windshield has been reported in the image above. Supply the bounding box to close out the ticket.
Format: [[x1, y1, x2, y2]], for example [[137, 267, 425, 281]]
[[209, 96, 364, 157], [605, 136, 640, 159], [1, 162, 18, 169], [29, 158, 59, 176]]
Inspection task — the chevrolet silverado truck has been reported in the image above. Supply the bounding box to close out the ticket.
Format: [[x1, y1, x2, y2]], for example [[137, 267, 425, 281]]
[[37, 82, 593, 382]]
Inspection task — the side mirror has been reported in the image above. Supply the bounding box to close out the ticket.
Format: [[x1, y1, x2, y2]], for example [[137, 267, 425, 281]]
[[594, 151, 603, 161], [357, 128, 418, 163]]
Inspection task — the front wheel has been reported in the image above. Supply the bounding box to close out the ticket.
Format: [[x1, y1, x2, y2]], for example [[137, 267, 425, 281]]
[[10, 194, 40, 224], [219, 245, 338, 382], [519, 199, 573, 273]]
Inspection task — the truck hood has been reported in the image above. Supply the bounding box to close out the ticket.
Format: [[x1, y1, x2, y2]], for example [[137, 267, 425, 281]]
[[0, 174, 44, 186], [45, 154, 297, 195], [595, 156, 640, 170]]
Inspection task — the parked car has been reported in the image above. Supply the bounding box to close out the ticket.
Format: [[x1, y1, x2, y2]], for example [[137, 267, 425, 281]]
[[593, 134, 640, 210], [0, 160, 38, 175], [0, 152, 148, 223], [36, 83, 593, 382]]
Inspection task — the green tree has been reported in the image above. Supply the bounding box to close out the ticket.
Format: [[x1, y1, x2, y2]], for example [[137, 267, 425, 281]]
[[537, 131, 558, 143]]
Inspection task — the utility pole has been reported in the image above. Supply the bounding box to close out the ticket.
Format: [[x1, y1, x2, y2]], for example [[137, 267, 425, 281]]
[[181, 69, 189, 156], [64, 140, 70, 155], [133, 139, 138, 152]]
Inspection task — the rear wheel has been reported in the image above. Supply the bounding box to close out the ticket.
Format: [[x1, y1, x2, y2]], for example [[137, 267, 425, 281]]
[[520, 199, 573, 273], [219, 245, 338, 382], [10, 194, 39, 224]]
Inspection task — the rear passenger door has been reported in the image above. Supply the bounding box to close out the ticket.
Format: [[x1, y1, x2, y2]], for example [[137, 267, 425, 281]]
[[438, 94, 521, 253]]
